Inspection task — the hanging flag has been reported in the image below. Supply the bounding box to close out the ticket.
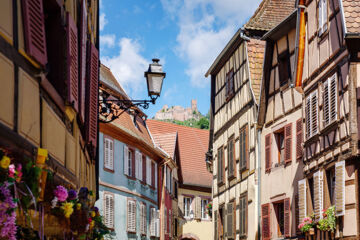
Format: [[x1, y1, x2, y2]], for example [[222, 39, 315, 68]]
[[295, 0, 306, 93]]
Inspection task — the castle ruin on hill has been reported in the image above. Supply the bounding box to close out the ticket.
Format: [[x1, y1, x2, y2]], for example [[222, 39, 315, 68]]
[[154, 100, 200, 122]]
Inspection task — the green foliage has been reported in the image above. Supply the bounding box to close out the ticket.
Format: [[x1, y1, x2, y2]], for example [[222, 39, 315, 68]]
[[160, 114, 210, 130], [317, 206, 336, 232]]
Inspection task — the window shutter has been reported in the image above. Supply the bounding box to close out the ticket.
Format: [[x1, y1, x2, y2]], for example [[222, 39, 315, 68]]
[[311, 92, 318, 136], [195, 197, 201, 220], [284, 198, 291, 237], [146, 157, 151, 185], [214, 210, 218, 240], [335, 161, 345, 216], [284, 123, 292, 164], [225, 74, 229, 97], [139, 204, 144, 234], [21, 0, 47, 66], [179, 195, 184, 215], [239, 197, 243, 234], [127, 200, 136, 232], [306, 95, 312, 138], [323, 79, 330, 126], [265, 134, 272, 172], [296, 119, 303, 160], [169, 210, 172, 236], [104, 194, 114, 228], [227, 203, 233, 238], [218, 148, 223, 182], [66, 12, 79, 111], [156, 210, 160, 237], [313, 170, 324, 221], [261, 203, 271, 240], [104, 138, 109, 169], [233, 201, 236, 239], [245, 125, 249, 169], [85, 42, 99, 150], [164, 207, 167, 234], [329, 74, 337, 123], [298, 179, 307, 224], [124, 145, 129, 175], [79, 0, 88, 121], [228, 140, 234, 176], [155, 162, 158, 189], [135, 151, 141, 179]]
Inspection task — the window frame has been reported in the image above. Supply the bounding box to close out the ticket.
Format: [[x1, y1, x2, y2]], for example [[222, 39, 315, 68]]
[[103, 192, 114, 229], [201, 198, 209, 220], [305, 90, 319, 139], [274, 129, 285, 164], [322, 73, 338, 128], [103, 135, 114, 172], [184, 197, 193, 219], [239, 193, 248, 236], [318, 0, 328, 37], [278, 50, 291, 87], [225, 68, 235, 101], [239, 125, 249, 172], [227, 136, 236, 179], [217, 146, 225, 185]]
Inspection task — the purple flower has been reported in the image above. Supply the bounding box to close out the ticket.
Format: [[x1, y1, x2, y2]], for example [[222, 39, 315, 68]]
[[93, 207, 99, 213], [68, 189, 77, 200], [54, 185, 68, 202]]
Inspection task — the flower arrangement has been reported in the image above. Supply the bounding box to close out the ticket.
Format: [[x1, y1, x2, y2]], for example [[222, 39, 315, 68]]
[[318, 206, 336, 232], [298, 215, 315, 233], [206, 202, 212, 218]]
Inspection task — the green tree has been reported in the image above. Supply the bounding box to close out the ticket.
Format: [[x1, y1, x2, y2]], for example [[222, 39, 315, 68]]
[[197, 117, 209, 129]]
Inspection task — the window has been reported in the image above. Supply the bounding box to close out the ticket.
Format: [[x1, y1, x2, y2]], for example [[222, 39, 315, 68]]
[[225, 69, 234, 100], [278, 50, 291, 87], [326, 167, 335, 205], [274, 202, 285, 236], [275, 129, 285, 164], [142, 155, 146, 182], [239, 194, 247, 236], [124, 145, 135, 177], [146, 157, 152, 185], [226, 202, 236, 239], [217, 147, 224, 183], [323, 73, 337, 127], [305, 91, 318, 139], [174, 181, 178, 199], [184, 197, 193, 218], [151, 162, 155, 187], [127, 199, 136, 232], [318, 0, 328, 36], [103, 193, 114, 229], [227, 137, 235, 178], [201, 199, 209, 219], [239, 125, 248, 171], [135, 150, 142, 180], [150, 207, 157, 237], [140, 202, 147, 235], [104, 136, 114, 171], [218, 207, 225, 239]]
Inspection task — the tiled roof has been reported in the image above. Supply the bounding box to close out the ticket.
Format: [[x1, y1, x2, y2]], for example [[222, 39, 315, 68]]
[[342, 0, 360, 33], [147, 120, 212, 188], [100, 64, 129, 99], [247, 38, 265, 103], [244, 0, 296, 31], [151, 132, 177, 159]]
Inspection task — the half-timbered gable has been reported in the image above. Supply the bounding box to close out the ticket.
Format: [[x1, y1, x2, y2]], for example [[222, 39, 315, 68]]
[[296, 0, 360, 238], [258, 7, 305, 239], [207, 1, 297, 239]]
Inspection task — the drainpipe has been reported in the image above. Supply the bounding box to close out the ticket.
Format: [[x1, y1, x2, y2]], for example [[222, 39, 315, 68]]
[[257, 127, 261, 240]]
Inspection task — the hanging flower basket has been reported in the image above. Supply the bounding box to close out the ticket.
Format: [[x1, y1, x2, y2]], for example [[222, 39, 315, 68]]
[[206, 202, 212, 218], [298, 215, 315, 233], [317, 206, 336, 232]]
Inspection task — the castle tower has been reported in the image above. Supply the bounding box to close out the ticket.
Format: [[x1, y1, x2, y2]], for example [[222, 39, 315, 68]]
[[191, 99, 197, 112]]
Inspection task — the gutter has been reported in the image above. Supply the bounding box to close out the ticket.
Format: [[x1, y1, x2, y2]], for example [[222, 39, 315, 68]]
[[257, 127, 262, 240], [338, 0, 347, 37]]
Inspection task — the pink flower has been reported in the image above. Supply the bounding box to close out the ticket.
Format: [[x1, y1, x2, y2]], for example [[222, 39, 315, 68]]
[[8, 164, 15, 178], [54, 185, 68, 202]]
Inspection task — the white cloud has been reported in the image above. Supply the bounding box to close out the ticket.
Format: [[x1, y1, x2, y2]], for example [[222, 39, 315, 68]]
[[161, 0, 262, 87], [101, 34, 116, 48], [101, 38, 148, 97], [100, 13, 107, 31]]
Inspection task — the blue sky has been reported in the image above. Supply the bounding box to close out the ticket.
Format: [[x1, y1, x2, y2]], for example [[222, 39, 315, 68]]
[[100, 0, 262, 118]]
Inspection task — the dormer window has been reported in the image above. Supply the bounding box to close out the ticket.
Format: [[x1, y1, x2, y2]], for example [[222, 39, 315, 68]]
[[278, 50, 290, 87]]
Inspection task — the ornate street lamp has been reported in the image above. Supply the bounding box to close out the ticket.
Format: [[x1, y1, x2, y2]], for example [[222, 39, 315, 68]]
[[99, 58, 165, 123]]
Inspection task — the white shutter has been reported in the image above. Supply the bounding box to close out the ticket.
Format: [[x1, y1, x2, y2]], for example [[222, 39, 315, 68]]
[[104, 138, 109, 169], [329, 74, 337, 122], [139, 204, 144, 234], [150, 208, 155, 236], [169, 210, 172, 236], [155, 162, 158, 189], [146, 157, 151, 185], [127, 200, 136, 232], [306, 95, 311, 138], [298, 179, 307, 224], [335, 161, 345, 216], [313, 170, 324, 221], [135, 150, 140, 179], [156, 210, 160, 237], [124, 145, 129, 175], [139, 153, 143, 181], [323, 79, 330, 126], [143, 204, 147, 234], [104, 193, 114, 228], [311, 91, 318, 137]]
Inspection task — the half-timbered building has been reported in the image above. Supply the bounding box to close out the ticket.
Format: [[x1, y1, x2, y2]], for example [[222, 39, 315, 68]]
[[296, 0, 360, 238], [205, 0, 297, 239], [0, 0, 99, 237]]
